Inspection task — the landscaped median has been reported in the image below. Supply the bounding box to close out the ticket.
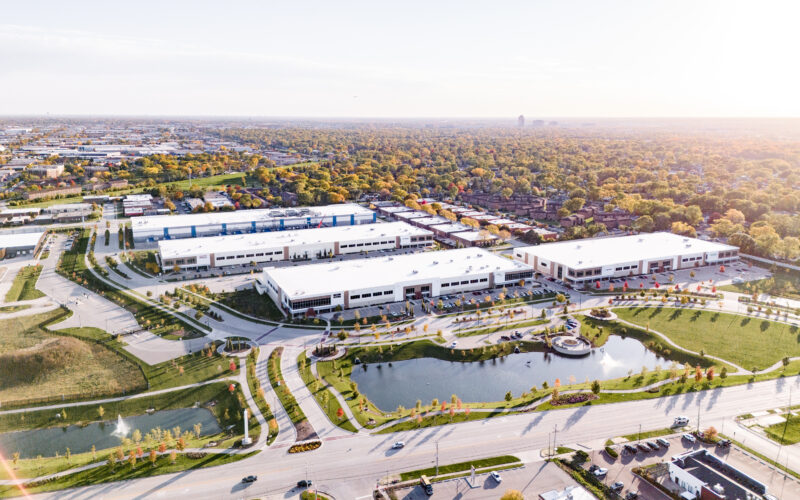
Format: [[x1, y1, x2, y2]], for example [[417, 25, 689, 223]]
[[267, 347, 316, 441], [297, 352, 357, 432], [246, 348, 279, 444], [395, 455, 522, 482], [4, 264, 45, 302]]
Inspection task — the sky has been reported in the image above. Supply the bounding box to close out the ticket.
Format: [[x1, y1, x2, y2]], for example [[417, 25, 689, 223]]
[[1, 0, 798, 118]]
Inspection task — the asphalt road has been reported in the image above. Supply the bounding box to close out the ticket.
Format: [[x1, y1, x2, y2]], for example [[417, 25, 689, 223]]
[[27, 374, 800, 499]]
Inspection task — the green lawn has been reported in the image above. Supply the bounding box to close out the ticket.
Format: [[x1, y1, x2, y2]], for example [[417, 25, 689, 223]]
[[399, 455, 520, 481], [5, 265, 45, 301], [764, 415, 800, 445], [455, 318, 548, 337], [266, 348, 306, 425], [296, 352, 357, 433], [0, 304, 31, 313], [0, 451, 258, 497], [217, 287, 284, 321], [615, 307, 799, 369], [621, 427, 675, 441], [246, 348, 279, 444]]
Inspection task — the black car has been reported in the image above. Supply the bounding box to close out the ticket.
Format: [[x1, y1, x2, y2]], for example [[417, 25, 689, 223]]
[[241, 475, 257, 483], [637, 443, 650, 452], [717, 439, 732, 448], [625, 492, 639, 499], [297, 479, 313, 488], [623, 444, 637, 454]]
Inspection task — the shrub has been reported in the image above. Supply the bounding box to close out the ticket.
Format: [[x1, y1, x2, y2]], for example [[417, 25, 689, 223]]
[[605, 446, 618, 458]]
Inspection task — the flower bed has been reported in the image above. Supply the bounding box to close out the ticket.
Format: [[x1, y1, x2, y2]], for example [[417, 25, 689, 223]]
[[288, 441, 321, 453], [550, 393, 598, 406]]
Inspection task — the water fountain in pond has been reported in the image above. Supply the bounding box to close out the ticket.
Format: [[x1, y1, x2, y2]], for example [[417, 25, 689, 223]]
[[111, 415, 130, 438]]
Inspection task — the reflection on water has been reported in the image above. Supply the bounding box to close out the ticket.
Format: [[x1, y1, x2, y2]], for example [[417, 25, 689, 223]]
[[0, 408, 221, 459], [351, 336, 668, 410]]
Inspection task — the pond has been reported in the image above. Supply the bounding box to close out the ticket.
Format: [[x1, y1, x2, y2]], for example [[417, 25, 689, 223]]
[[0, 408, 221, 459], [351, 336, 670, 410]]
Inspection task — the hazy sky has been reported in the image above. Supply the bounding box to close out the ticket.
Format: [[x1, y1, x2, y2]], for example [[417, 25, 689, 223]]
[[1, 0, 797, 117]]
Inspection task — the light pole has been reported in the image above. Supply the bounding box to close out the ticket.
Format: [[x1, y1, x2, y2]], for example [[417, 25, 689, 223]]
[[435, 441, 439, 476]]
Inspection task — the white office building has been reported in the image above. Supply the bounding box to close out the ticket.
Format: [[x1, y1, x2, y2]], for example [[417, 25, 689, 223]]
[[258, 247, 534, 317], [158, 222, 433, 270], [513, 232, 739, 285], [132, 203, 377, 241]]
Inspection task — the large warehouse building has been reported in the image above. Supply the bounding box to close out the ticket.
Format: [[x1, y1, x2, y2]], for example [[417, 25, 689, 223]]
[[132, 203, 377, 242], [257, 247, 534, 317], [158, 222, 433, 270], [513, 232, 738, 285], [0, 230, 46, 259]]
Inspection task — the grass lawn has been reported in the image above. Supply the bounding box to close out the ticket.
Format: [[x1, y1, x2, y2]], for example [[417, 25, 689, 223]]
[[296, 352, 357, 433], [455, 318, 548, 337], [399, 455, 520, 481], [763, 415, 800, 445], [0, 451, 258, 497], [615, 306, 799, 369], [5, 265, 45, 301], [246, 348, 279, 444], [0, 310, 146, 406], [266, 348, 306, 425], [217, 286, 284, 321], [621, 427, 675, 441], [0, 304, 31, 313]]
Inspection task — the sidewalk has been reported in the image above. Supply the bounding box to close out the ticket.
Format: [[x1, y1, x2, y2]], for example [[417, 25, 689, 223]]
[[255, 346, 296, 445]]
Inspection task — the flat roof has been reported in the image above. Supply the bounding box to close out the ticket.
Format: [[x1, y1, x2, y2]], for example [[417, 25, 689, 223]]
[[0, 231, 44, 249], [133, 203, 373, 231], [379, 206, 413, 213], [517, 232, 737, 270], [263, 247, 530, 298], [428, 223, 471, 233], [395, 211, 429, 220], [158, 222, 430, 259], [452, 231, 498, 241], [412, 216, 450, 226]]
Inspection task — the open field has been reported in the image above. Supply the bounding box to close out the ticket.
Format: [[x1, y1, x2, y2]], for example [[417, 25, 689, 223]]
[[764, 414, 800, 445], [0, 304, 31, 313], [5, 265, 45, 302], [615, 307, 799, 369], [0, 311, 146, 406], [217, 287, 283, 321]]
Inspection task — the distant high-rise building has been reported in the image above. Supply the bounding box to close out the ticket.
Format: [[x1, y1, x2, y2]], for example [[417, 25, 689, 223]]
[[517, 115, 525, 128]]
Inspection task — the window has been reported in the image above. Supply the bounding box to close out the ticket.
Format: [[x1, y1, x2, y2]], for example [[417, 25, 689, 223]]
[[351, 294, 361, 299], [479, 278, 488, 282], [362, 293, 372, 298], [442, 283, 450, 287], [461, 280, 469, 285], [333, 293, 342, 298], [246, 254, 254, 258], [470, 279, 478, 283], [256, 253, 264, 257], [289, 296, 331, 310]]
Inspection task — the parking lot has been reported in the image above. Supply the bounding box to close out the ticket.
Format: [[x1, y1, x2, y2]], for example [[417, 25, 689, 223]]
[[583, 434, 800, 500], [392, 461, 578, 499]]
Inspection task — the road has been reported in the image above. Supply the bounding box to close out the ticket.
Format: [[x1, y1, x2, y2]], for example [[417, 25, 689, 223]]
[[27, 374, 800, 499]]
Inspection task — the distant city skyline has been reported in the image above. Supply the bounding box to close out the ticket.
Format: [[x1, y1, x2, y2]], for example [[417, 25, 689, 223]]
[[1, 0, 798, 118]]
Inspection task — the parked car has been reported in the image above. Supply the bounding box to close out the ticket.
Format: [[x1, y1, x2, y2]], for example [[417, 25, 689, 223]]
[[637, 443, 650, 452], [610, 482, 624, 492], [646, 441, 659, 451], [682, 433, 697, 443], [656, 438, 670, 448], [717, 439, 731, 448], [391, 441, 405, 449], [241, 475, 257, 483], [625, 492, 639, 499], [623, 444, 638, 454], [500, 335, 511, 341], [490, 471, 502, 483], [592, 467, 608, 478], [297, 480, 313, 488], [450, 341, 458, 348]]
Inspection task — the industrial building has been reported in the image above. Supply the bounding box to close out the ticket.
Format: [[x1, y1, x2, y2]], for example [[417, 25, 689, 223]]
[[513, 232, 739, 285], [158, 221, 433, 270], [257, 247, 534, 317], [132, 203, 377, 242], [0, 231, 46, 259], [669, 449, 767, 500]]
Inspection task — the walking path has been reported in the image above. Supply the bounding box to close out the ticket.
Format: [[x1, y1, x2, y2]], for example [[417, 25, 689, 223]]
[[254, 346, 296, 445], [310, 358, 364, 432], [280, 346, 351, 440]]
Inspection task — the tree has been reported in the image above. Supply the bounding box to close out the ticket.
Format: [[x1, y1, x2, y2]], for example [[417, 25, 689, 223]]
[[149, 449, 157, 467], [591, 380, 601, 395], [169, 450, 177, 463], [336, 407, 344, 420], [505, 391, 513, 402], [632, 215, 654, 233], [128, 450, 137, 469], [671, 221, 697, 238], [500, 490, 525, 500], [98, 405, 105, 420]]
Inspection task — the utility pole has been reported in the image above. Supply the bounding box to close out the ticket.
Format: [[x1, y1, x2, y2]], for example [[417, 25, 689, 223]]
[[435, 441, 439, 476], [638, 423, 642, 443], [554, 424, 558, 454]]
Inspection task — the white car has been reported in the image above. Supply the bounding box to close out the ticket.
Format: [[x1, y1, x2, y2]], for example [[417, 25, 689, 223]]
[[391, 441, 405, 449], [682, 433, 697, 443], [592, 467, 608, 478], [450, 341, 458, 348], [490, 471, 502, 483], [673, 416, 689, 426]]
